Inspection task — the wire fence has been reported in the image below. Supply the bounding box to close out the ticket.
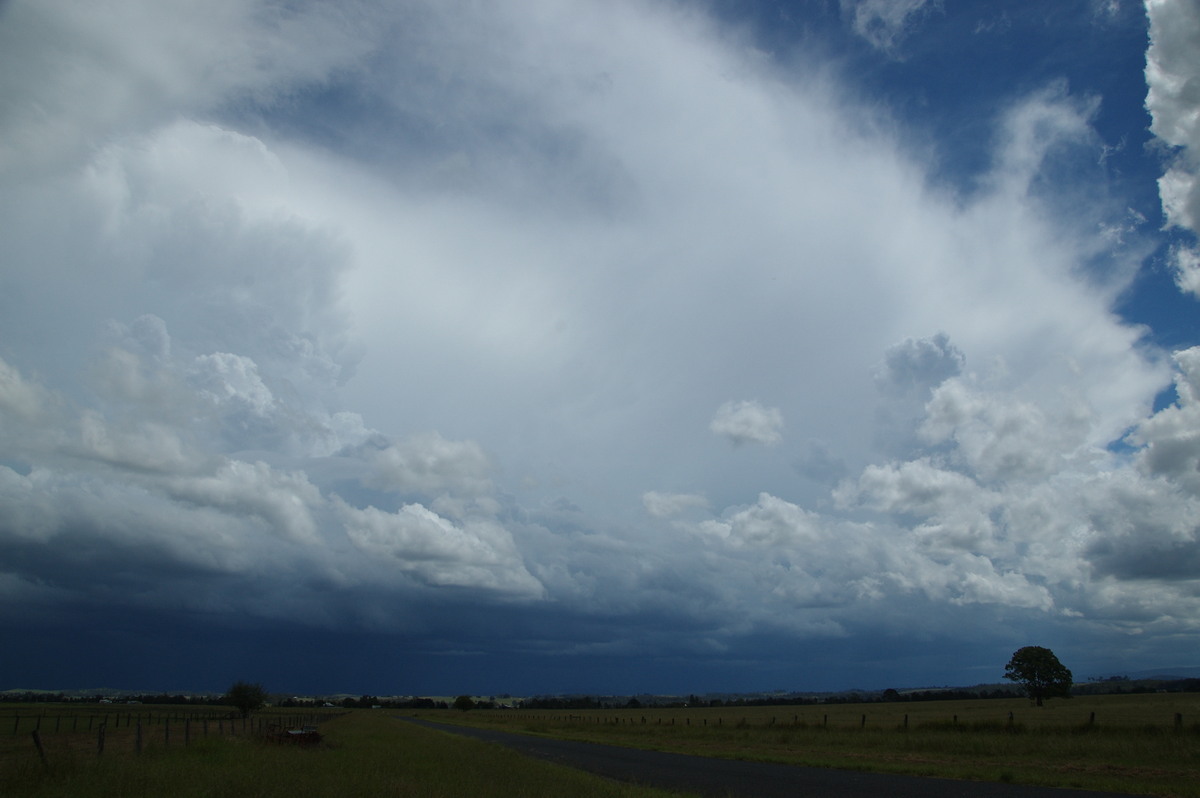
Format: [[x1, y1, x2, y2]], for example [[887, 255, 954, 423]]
[[1, 708, 345, 767]]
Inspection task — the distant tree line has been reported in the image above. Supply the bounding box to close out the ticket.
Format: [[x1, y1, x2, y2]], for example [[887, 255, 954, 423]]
[[511, 678, 1200, 711], [523, 696, 608, 710], [1071, 678, 1200, 696], [0, 692, 228, 705], [0, 692, 455, 709], [276, 696, 457, 709], [7, 676, 1196, 709]]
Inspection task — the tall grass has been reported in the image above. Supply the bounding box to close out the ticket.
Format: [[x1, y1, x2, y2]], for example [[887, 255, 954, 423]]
[[0, 710, 690, 797], [421, 693, 1200, 797]]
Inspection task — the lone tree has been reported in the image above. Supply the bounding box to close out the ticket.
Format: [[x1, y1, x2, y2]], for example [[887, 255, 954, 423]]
[[1004, 646, 1073, 706], [225, 681, 267, 718], [452, 695, 476, 712]]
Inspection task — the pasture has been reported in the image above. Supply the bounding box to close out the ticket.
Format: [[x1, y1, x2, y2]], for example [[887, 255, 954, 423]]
[[412, 692, 1200, 797], [0, 705, 685, 797], [3, 693, 1198, 796]]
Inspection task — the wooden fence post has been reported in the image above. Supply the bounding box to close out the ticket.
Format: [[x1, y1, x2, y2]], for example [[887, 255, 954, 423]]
[[31, 730, 48, 769], [165, 717, 170, 746], [97, 723, 106, 755], [1175, 713, 1183, 731], [136, 722, 143, 755]]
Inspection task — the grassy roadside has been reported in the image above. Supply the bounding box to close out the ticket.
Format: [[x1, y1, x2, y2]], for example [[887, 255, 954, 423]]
[[0, 710, 693, 797], [413, 694, 1200, 797]]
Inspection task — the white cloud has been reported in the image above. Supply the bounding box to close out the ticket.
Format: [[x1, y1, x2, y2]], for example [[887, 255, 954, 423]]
[[77, 410, 191, 474], [920, 379, 1094, 484], [367, 432, 494, 501], [842, 0, 938, 54], [710, 400, 784, 447], [700, 493, 829, 547], [0, 0, 375, 179], [1092, 0, 1123, 22], [190, 353, 276, 417], [337, 499, 543, 597], [1173, 245, 1200, 296], [953, 565, 1054, 611], [1131, 346, 1200, 494], [166, 460, 322, 545], [1146, 0, 1200, 296], [0, 356, 54, 422]]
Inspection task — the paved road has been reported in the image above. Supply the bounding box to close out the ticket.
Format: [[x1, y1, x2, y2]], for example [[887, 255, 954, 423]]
[[401, 717, 1144, 798]]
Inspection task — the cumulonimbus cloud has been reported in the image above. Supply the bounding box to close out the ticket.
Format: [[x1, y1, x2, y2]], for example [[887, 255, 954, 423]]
[[0, 0, 1195, 683]]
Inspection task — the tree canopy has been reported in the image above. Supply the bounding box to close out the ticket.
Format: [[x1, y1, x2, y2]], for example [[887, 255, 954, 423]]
[[224, 681, 267, 718], [1004, 646, 1073, 706]]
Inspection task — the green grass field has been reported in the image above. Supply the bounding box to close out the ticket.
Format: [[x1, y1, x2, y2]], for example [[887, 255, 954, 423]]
[[4, 693, 1198, 797], [412, 692, 1200, 797], [0, 707, 687, 797]]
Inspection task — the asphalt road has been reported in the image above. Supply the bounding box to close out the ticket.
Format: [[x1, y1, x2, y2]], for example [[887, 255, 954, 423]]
[[401, 717, 1146, 798]]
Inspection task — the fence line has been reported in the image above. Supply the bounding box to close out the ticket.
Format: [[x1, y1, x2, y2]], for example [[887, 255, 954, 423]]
[[494, 709, 1193, 733], [3, 709, 341, 737], [2, 710, 344, 768]]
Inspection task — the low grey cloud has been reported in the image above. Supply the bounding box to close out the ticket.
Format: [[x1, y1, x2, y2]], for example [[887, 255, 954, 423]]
[[643, 491, 710, 518], [874, 333, 965, 396]]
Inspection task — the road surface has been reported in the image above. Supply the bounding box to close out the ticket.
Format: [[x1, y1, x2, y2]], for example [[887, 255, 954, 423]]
[[401, 717, 1145, 798]]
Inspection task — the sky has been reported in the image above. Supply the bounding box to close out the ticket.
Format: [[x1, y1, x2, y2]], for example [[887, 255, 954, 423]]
[[2, 0, 1200, 698]]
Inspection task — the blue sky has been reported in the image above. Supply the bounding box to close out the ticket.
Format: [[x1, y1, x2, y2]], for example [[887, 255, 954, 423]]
[[2, 0, 1200, 697]]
